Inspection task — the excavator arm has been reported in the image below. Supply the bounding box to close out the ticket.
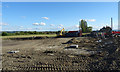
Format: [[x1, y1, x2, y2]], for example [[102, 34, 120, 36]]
[[57, 28, 65, 36], [60, 28, 64, 36]]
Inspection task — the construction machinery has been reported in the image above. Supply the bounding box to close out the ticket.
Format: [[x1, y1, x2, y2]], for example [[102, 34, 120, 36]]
[[57, 28, 82, 37], [57, 28, 65, 37], [59, 28, 65, 36], [57, 20, 83, 37]]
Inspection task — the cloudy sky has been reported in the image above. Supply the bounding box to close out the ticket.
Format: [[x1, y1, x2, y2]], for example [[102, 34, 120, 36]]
[[2, 2, 118, 31]]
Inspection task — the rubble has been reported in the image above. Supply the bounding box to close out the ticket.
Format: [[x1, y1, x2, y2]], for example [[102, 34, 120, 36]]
[[43, 50, 56, 54], [65, 44, 79, 49], [2, 37, 120, 71], [96, 40, 102, 42], [7, 50, 19, 54], [69, 45, 78, 48]]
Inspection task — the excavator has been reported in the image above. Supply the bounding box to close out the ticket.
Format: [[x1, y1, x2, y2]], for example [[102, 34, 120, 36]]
[[57, 28, 65, 37], [57, 28, 82, 37]]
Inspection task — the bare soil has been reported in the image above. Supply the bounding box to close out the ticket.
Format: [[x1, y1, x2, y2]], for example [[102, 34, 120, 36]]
[[2, 37, 120, 71]]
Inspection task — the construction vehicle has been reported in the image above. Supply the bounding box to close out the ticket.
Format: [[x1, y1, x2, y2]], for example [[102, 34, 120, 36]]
[[57, 28, 66, 37], [57, 21, 82, 37], [111, 31, 120, 37], [57, 28, 82, 37], [57, 28, 65, 36]]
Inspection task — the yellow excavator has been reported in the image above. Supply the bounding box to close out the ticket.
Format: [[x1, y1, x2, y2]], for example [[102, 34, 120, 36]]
[[57, 28, 65, 36], [57, 28, 82, 37]]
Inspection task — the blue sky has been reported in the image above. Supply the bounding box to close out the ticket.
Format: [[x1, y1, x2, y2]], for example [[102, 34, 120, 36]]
[[2, 0, 120, 2], [2, 2, 118, 31]]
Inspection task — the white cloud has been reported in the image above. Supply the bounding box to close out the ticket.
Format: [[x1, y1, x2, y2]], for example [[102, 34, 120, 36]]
[[92, 25, 103, 30], [65, 25, 80, 31], [39, 22, 46, 26], [19, 26, 24, 30], [87, 19, 96, 22], [20, 26, 23, 28], [58, 26, 62, 29], [33, 22, 46, 26], [90, 23, 115, 30], [33, 23, 39, 25], [57, 24, 64, 29], [59, 24, 63, 27], [42, 17, 49, 20], [50, 24, 55, 26], [75, 25, 79, 28], [93, 26, 101, 30], [80, 19, 82, 21], [0, 22, 9, 26]]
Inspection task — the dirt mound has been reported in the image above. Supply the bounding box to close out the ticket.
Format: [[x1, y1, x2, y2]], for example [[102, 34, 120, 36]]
[[64, 37, 120, 70]]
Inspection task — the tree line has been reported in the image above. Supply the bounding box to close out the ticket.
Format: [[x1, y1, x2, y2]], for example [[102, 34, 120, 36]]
[[1, 31, 58, 36]]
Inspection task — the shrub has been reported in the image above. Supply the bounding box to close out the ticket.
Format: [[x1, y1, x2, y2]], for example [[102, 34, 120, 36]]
[[2, 32, 8, 36]]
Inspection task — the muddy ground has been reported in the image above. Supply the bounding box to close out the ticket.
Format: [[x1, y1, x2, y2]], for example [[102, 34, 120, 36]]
[[2, 37, 120, 71]]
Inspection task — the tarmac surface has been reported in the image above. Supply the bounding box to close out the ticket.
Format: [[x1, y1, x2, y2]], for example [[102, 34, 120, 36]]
[[2, 37, 120, 71]]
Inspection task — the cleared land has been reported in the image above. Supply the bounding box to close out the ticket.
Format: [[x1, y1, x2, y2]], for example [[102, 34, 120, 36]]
[[2, 37, 120, 71]]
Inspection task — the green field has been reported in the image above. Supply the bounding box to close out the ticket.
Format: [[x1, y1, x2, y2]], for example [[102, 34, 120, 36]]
[[1, 34, 57, 38], [82, 33, 90, 35]]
